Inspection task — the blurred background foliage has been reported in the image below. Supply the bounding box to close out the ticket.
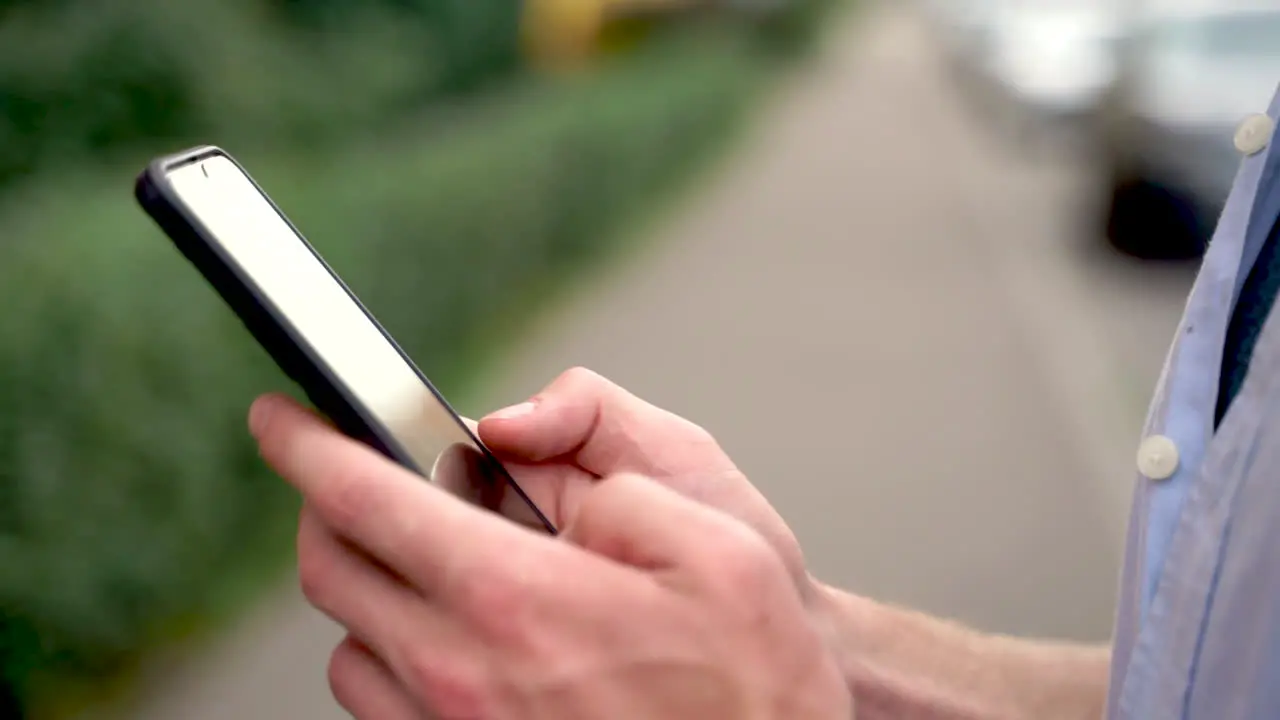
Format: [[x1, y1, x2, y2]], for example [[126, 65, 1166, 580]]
[[0, 0, 838, 715]]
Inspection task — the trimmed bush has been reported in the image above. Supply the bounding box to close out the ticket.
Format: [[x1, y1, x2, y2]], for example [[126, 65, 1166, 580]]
[[0, 0, 524, 188]]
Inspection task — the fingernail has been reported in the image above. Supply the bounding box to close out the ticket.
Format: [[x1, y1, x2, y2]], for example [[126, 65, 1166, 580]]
[[486, 400, 537, 421], [248, 396, 277, 438]]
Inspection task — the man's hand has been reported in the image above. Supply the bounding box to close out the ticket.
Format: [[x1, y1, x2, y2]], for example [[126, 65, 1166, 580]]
[[477, 367, 815, 602], [250, 393, 851, 719]]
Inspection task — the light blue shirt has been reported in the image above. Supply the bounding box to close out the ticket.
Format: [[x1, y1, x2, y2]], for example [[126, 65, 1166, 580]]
[[1108, 85, 1280, 719]]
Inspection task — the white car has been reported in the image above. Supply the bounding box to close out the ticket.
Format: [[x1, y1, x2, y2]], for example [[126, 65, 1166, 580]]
[[983, 2, 1125, 123], [1094, 0, 1280, 258]]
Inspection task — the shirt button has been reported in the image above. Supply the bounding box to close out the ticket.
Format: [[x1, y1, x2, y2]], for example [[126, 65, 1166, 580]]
[[1137, 435, 1180, 481], [1234, 113, 1274, 156]]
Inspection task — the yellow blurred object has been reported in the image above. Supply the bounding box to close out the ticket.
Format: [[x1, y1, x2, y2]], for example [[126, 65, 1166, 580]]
[[522, 0, 608, 70], [521, 0, 700, 70]]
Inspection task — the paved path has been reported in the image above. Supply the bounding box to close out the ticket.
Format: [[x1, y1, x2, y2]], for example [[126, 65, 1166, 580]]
[[115, 4, 1194, 717]]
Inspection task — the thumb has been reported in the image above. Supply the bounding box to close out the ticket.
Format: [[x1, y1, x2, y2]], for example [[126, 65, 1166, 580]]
[[477, 367, 734, 478]]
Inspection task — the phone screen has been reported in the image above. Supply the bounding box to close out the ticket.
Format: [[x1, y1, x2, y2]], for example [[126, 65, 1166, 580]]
[[164, 154, 549, 530]]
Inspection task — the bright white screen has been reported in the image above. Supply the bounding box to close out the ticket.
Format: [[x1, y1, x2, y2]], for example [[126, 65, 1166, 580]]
[[168, 155, 476, 486]]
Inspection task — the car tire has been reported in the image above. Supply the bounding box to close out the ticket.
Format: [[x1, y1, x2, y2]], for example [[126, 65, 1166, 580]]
[[1104, 175, 1208, 260]]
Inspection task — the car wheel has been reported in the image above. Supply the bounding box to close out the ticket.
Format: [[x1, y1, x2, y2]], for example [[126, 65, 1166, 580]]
[[1104, 175, 1207, 260]]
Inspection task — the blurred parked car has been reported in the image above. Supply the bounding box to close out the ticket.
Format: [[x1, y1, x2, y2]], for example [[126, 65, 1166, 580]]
[[1094, 2, 1280, 259], [981, 0, 1124, 133]]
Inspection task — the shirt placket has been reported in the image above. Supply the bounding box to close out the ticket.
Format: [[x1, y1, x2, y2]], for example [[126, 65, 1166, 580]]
[[1113, 105, 1280, 718]]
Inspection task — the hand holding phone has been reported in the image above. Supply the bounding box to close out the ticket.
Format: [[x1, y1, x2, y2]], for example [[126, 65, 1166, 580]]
[[136, 146, 553, 533]]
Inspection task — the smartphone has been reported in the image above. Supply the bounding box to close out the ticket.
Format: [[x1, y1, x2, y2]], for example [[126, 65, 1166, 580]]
[[135, 146, 555, 534]]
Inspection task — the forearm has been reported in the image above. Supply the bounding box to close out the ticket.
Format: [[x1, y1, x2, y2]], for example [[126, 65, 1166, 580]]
[[812, 583, 1110, 720]]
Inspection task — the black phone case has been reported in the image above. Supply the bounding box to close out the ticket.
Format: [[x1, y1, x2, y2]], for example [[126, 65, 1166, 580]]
[[135, 145, 555, 534]]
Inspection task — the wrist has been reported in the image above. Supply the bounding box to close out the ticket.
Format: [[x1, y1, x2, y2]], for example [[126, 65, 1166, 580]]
[[804, 578, 1110, 720], [807, 578, 861, 671], [806, 579, 887, 705], [806, 581, 997, 717]]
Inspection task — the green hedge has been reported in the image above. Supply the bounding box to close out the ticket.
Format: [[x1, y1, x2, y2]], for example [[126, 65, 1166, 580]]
[[0, 30, 770, 715], [0, 0, 828, 192], [0, 0, 525, 187]]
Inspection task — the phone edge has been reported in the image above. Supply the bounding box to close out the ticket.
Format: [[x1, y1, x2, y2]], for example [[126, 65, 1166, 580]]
[[134, 146, 557, 534]]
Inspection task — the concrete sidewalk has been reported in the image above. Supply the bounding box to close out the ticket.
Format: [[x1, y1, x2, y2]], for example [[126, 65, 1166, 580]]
[[115, 5, 1168, 717]]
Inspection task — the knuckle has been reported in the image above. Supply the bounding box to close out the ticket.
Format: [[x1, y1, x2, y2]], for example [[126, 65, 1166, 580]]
[[677, 417, 718, 446], [296, 550, 331, 609], [327, 640, 363, 710], [404, 649, 491, 717], [296, 529, 336, 609], [708, 525, 786, 596], [558, 365, 602, 388], [316, 468, 380, 531], [663, 412, 729, 460], [550, 366, 614, 402]]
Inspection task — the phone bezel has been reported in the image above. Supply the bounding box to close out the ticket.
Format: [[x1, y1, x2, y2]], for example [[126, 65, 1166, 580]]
[[135, 145, 555, 534]]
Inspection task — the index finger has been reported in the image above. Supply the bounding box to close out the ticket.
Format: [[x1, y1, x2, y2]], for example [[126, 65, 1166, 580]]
[[250, 393, 567, 596]]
